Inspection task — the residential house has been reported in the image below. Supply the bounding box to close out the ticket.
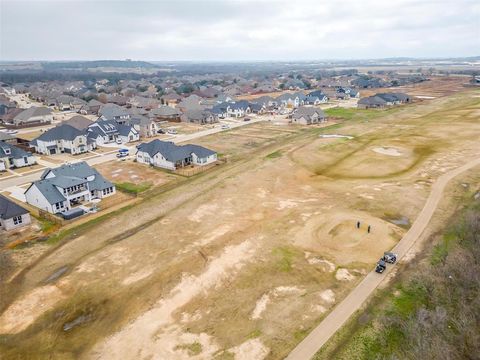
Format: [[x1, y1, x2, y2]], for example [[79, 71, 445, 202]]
[[79, 99, 103, 115], [127, 115, 157, 138], [227, 100, 251, 118], [0, 141, 36, 171], [88, 120, 139, 145], [30, 124, 95, 155], [25, 162, 115, 214], [149, 106, 182, 122], [357, 96, 388, 109], [307, 90, 329, 103], [12, 107, 53, 127], [181, 109, 218, 124], [136, 139, 217, 170], [0, 195, 31, 231], [98, 103, 131, 122], [62, 115, 93, 130], [291, 107, 326, 125]]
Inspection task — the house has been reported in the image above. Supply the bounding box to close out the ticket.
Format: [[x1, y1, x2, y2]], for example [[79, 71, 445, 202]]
[[12, 107, 53, 127], [25, 162, 115, 214], [149, 106, 182, 122], [0, 195, 31, 231], [357, 96, 388, 109], [127, 115, 157, 138], [136, 139, 217, 170], [181, 109, 218, 124], [98, 103, 131, 122], [0, 141, 36, 171], [211, 103, 230, 119], [307, 90, 329, 103], [276, 92, 306, 108], [62, 115, 93, 130], [87, 120, 139, 145], [357, 93, 410, 109], [30, 124, 96, 155], [291, 107, 326, 125], [252, 96, 275, 108], [79, 99, 103, 115], [227, 101, 251, 118]]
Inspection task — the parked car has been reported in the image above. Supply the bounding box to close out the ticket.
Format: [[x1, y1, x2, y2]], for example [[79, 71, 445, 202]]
[[221, 124, 230, 129], [244, 117, 251, 122], [6, 129, 18, 134], [157, 128, 165, 134], [167, 129, 178, 135], [382, 252, 397, 264], [115, 138, 123, 144], [375, 259, 387, 274]]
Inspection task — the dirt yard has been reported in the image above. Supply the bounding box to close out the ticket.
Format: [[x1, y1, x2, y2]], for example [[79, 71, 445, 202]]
[[94, 160, 178, 187], [0, 88, 479, 360]]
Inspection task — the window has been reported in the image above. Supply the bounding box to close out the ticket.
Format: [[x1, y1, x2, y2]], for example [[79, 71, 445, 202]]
[[13, 216, 23, 225], [55, 202, 63, 210]]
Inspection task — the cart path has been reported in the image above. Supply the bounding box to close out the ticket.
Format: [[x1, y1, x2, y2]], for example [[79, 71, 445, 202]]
[[286, 156, 480, 360]]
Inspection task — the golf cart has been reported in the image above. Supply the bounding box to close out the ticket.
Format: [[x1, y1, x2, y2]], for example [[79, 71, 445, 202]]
[[375, 259, 387, 274], [382, 252, 397, 264]]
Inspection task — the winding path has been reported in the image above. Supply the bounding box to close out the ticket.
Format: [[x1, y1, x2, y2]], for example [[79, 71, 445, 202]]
[[286, 156, 480, 360]]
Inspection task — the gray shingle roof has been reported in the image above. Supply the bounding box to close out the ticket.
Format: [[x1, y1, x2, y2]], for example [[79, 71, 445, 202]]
[[137, 139, 215, 162], [13, 107, 52, 121], [33, 124, 87, 143], [0, 141, 32, 159], [0, 194, 29, 220]]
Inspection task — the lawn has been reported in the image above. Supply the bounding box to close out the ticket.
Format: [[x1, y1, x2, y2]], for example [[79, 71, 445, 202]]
[[114, 182, 152, 194]]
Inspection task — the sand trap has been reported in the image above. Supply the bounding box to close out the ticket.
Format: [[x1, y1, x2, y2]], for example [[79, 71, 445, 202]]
[[122, 268, 154, 286], [319, 289, 335, 304], [372, 147, 402, 157], [0, 285, 65, 334], [251, 294, 270, 320], [250, 286, 302, 320], [90, 240, 258, 359], [335, 268, 355, 281], [228, 338, 270, 360]]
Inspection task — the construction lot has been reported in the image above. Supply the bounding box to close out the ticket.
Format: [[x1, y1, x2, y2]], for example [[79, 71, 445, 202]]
[[0, 87, 479, 359]]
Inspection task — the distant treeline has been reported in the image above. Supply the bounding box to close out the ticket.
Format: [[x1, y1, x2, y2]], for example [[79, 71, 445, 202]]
[[41, 60, 158, 70]]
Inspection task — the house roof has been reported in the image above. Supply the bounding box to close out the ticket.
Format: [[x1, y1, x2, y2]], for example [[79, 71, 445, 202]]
[[31, 161, 113, 204], [98, 103, 130, 119], [0, 141, 32, 159], [358, 96, 388, 106], [13, 107, 52, 121], [0, 194, 29, 220], [0, 132, 15, 142], [150, 106, 181, 117], [62, 115, 93, 130], [137, 139, 216, 162], [32, 124, 87, 144], [292, 106, 325, 120]]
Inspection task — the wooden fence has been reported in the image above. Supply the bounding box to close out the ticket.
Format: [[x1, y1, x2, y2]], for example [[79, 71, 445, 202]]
[[174, 158, 227, 177]]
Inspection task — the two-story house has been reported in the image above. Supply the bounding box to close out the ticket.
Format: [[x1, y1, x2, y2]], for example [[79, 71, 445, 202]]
[[25, 162, 115, 214], [30, 124, 96, 155]]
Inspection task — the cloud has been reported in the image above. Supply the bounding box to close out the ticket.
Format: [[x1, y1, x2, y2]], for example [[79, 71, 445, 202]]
[[0, 0, 479, 60]]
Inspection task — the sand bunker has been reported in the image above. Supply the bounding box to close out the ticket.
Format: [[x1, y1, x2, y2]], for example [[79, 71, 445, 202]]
[[228, 338, 270, 360], [372, 147, 402, 157], [335, 268, 355, 281], [0, 285, 65, 334], [89, 240, 258, 359], [294, 211, 402, 265]]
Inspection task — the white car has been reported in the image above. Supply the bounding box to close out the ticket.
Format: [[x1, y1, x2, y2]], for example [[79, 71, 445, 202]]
[[221, 124, 230, 129], [167, 129, 178, 135], [116, 138, 123, 144]]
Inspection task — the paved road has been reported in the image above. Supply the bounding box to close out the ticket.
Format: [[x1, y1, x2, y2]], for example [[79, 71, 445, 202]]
[[286, 156, 480, 360], [0, 117, 266, 190]]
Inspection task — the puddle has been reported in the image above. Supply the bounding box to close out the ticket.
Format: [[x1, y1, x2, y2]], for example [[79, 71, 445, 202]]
[[387, 216, 411, 228], [43, 265, 69, 284], [63, 313, 93, 332]]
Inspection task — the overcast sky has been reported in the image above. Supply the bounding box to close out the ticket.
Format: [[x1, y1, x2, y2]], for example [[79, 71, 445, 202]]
[[1, 0, 479, 61]]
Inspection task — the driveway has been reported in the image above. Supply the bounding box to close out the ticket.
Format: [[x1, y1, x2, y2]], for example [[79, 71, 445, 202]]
[[286, 156, 480, 360]]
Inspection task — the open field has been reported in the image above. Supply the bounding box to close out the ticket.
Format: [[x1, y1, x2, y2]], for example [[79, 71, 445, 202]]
[[0, 88, 479, 360], [94, 160, 179, 187], [360, 76, 470, 98]]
